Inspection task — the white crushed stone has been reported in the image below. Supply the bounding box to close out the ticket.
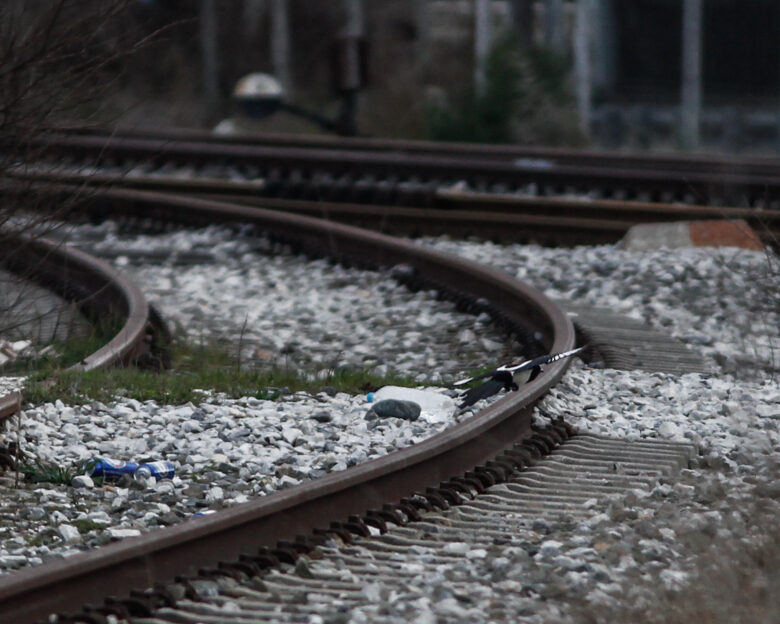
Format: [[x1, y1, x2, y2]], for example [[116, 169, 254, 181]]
[[0, 376, 24, 396], [426, 238, 779, 379], [65, 223, 516, 381]]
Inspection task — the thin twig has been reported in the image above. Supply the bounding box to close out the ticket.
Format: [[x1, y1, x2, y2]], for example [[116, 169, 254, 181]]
[[236, 315, 249, 373]]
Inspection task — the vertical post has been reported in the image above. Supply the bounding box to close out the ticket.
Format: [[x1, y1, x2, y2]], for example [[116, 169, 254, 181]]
[[474, 0, 493, 95], [336, 0, 364, 136], [681, 0, 703, 150], [345, 0, 364, 38], [508, 0, 534, 49], [544, 0, 565, 52], [243, 0, 267, 39], [573, 0, 592, 136], [414, 0, 431, 67], [591, 0, 617, 95], [271, 0, 291, 93], [342, 0, 364, 89], [199, 0, 220, 116]]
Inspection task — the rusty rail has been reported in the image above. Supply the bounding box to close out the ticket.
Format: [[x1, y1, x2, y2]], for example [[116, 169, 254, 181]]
[[30, 133, 780, 206], [17, 172, 779, 246], [0, 235, 161, 425], [0, 392, 21, 422], [0, 188, 576, 622], [56, 125, 780, 179]]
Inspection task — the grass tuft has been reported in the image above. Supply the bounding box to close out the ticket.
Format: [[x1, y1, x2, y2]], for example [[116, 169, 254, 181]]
[[22, 337, 422, 405], [3, 316, 124, 373], [72, 519, 103, 534], [19, 459, 75, 485]]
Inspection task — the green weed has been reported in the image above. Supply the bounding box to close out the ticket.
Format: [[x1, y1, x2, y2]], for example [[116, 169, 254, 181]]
[[19, 459, 75, 485], [72, 519, 102, 534], [428, 32, 524, 144], [22, 337, 421, 405], [3, 316, 123, 373], [427, 32, 585, 146]]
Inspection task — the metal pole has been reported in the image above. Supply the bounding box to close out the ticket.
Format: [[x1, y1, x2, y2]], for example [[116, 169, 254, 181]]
[[199, 0, 220, 115], [345, 0, 364, 37], [337, 0, 364, 136], [271, 0, 291, 93], [342, 0, 364, 89], [544, 0, 565, 52], [574, 0, 592, 136], [474, 0, 493, 95], [681, 0, 703, 150], [508, 0, 534, 49]]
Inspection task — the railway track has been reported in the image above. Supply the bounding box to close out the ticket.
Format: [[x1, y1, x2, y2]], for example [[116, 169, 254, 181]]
[[15, 131, 780, 246], [1, 135, 771, 622], [0, 234, 169, 427], [56, 124, 780, 180], [128, 434, 697, 624], [0, 187, 580, 622]]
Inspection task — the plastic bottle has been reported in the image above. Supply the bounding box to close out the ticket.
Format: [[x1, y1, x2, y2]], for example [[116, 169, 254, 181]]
[[134, 460, 175, 481], [84, 457, 138, 479]]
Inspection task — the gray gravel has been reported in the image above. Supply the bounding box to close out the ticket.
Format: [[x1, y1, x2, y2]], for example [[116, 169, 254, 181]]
[[0, 268, 91, 365], [425, 238, 779, 380], [1, 226, 778, 624], [0, 376, 23, 397], [0, 388, 464, 573], [0, 224, 507, 575], [75, 222, 515, 380]]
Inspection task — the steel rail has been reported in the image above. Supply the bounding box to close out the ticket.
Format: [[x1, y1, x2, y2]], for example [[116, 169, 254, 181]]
[[14, 168, 778, 246], [0, 188, 576, 623], [32, 134, 780, 205], [190, 193, 635, 245], [0, 238, 152, 371], [0, 392, 21, 422], [436, 188, 780, 245], [56, 125, 780, 179], [10, 172, 634, 245], [0, 236, 159, 425]]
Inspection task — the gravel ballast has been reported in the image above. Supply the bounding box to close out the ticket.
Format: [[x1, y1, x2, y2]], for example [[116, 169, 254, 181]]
[[1, 226, 778, 623], [0, 224, 510, 574], [73, 223, 516, 380]]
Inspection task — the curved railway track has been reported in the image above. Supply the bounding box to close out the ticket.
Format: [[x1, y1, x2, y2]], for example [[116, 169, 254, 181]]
[[0, 187, 579, 622], [0, 235, 169, 426]]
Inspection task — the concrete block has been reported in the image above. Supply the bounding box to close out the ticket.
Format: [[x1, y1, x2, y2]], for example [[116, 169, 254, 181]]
[[620, 219, 763, 251]]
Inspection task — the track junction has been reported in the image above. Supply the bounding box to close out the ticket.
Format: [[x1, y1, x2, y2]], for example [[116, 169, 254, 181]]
[[0, 130, 777, 622]]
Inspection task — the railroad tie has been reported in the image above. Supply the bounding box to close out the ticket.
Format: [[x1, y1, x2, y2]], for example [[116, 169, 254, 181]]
[[132, 435, 696, 624], [559, 301, 711, 375]]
